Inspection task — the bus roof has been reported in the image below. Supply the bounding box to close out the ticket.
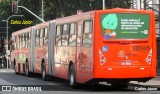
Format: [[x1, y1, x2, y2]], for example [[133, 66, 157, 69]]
[[34, 21, 50, 29], [96, 8, 153, 14], [12, 26, 32, 36], [12, 8, 154, 37], [12, 21, 52, 36], [55, 11, 95, 24]]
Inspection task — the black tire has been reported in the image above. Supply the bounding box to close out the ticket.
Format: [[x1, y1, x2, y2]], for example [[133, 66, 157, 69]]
[[25, 62, 31, 77], [13, 59, 16, 70], [15, 67, 18, 74], [69, 65, 77, 88], [14, 60, 18, 74], [42, 62, 48, 81]]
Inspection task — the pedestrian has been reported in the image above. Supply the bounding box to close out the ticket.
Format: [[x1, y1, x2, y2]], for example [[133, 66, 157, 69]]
[[2, 58, 4, 68]]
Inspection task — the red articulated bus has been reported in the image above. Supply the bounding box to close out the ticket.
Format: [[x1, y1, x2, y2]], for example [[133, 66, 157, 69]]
[[11, 8, 156, 88]]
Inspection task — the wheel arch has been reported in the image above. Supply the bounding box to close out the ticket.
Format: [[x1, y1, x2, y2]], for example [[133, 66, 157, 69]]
[[25, 58, 29, 63], [13, 58, 16, 70], [41, 58, 45, 66], [68, 61, 74, 72]]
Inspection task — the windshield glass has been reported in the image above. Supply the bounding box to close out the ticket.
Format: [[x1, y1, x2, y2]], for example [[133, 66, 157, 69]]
[[101, 13, 150, 39]]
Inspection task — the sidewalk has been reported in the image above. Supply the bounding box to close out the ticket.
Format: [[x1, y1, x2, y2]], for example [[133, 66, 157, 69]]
[[130, 76, 160, 88], [0, 68, 15, 73]]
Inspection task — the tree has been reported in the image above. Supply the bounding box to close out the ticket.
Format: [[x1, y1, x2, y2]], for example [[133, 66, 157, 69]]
[[0, 0, 132, 40], [0, 38, 6, 57]]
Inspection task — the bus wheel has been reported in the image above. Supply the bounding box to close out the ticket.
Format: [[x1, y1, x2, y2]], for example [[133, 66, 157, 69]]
[[14, 61, 18, 74], [25, 62, 31, 77], [15, 66, 18, 74], [69, 65, 77, 88], [42, 62, 48, 81]]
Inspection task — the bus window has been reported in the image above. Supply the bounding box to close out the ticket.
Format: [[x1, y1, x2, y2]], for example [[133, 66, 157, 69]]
[[56, 25, 62, 46], [63, 24, 69, 35], [27, 32, 30, 48], [28, 32, 31, 48], [17, 36, 19, 49], [101, 13, 150, 39], [24, 33, 27, 48], [69, 23, 76, 46], [14, 36, 17, 49], [22, 34, 25, 48], [40, 29, 44, 47], [77, 24, 82, 46], [84, 21, 92, 33], [56, 25, 62, 35], [35, 30, 40, 47], [25, 33, 28, 48], [82, 20, 93, 47], [38, 29, 41, 47], [21, 35, 23, 49], [70, 23, 76, 34], [42, 28, 45, 46], [44, 27, 48, 45], [62, 24, 69, 46], [11, 36, 16, 50], [21, 34, 23, 48], [19, 35, 22, 49], [19, 35, 21, 49]]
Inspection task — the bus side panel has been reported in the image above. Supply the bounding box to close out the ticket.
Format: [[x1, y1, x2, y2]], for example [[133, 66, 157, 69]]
[[150, 12, 157, 77], [34, 29, 43, 73], [11, 36, 19, 69], [34, 46, 42, 73]]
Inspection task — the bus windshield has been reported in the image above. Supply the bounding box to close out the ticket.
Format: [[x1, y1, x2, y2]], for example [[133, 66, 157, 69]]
[[101, 13, 150, 39]]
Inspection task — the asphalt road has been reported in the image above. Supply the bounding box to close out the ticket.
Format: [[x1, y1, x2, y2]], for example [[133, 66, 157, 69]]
[[0, 69, 159, 94]]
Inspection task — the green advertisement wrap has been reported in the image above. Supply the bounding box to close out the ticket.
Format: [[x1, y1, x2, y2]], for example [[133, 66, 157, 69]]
[[101, 13, 150, 39]]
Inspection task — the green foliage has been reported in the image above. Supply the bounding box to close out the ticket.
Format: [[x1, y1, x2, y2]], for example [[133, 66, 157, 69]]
[[0, 38, 6, 57], [0, 0, 132, 54], [0, 0, 132, 38]]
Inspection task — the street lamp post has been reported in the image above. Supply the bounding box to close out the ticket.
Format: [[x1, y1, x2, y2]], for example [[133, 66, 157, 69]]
[[42, 0, 44, 20], [3, 15, 23, 69], [103, 0, 105, 10]]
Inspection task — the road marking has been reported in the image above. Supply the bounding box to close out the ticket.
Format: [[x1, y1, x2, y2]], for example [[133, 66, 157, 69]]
[[46, 82, 71, 90], [0, 70, 15, 73], [26, 77, 35, 80], [0, 70, 7, 72], [47, 82, 55, 85]]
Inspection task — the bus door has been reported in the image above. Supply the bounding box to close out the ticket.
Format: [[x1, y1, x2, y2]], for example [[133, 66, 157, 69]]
[[76, 20, 93, 83], [76, 22, 83, 82], [81, 20, 93, 82]]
